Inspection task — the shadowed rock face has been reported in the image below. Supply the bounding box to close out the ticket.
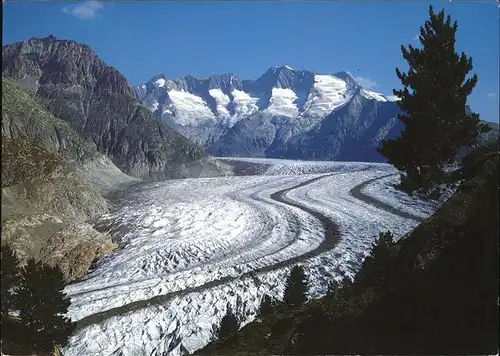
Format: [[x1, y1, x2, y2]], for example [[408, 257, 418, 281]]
[[134, 64, 404, 161], [282, 93, 404, 161], [0, 36, 226, 282], [2, 35, 223, 180], [2, 78, 137, 194]]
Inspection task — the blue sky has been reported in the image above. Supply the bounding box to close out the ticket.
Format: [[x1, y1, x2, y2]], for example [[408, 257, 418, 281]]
[[2, 1, 499, 122]]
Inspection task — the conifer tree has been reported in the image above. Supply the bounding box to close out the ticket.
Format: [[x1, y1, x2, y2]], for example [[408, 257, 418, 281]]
[[283, 265, 309, 307], [16, 259, 74, 352], [214, 304, 239, 340], [370, 231, 396, 262], [1, 245, 20, 325], [258, 294, 275, 318], [355, 231, 397, 287], [378, 5, 490, 195]]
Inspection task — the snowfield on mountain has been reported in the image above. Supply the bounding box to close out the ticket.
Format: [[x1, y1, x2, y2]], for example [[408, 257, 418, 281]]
[[133, 66, 404, 161], [62, 159, 449, 356]]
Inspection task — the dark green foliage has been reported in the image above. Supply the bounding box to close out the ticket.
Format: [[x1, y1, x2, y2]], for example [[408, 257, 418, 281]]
[[378, 6, 490, 195], [460, 140, 499, 179], [258, 294, 276, 318], [283, 265, 309, 307], [327, 276, 352, 300], [195, 8, 499, 351], [15, 259, 75, 352], [1, 245, 20, 327], [214, 304, 240, 340], [354, 231, 398, 288]]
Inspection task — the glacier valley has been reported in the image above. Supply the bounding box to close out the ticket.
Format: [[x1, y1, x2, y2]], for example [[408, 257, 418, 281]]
[[62, 158, 450, 356]]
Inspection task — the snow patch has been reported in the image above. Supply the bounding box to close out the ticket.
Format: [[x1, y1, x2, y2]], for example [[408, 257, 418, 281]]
[[208, 89, 231, 117], [231, 89, 260, 117], [142, 96, 159, 112], [386, 95, 400, 102], [162, 105, 173, 115], [303, 75, 352, 117], [361, 88, 388, 102], [265, 88, 299, 118], [154, 78, 166, 88], [168, 90, 216, 126]]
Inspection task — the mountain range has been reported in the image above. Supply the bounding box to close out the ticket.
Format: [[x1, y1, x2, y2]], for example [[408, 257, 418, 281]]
[[2, 35, 224, 182], [133, 65, 406, 161]]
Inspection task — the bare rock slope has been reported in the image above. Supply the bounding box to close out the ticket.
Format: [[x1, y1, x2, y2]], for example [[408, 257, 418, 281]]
[[1, 79, 121, 281]]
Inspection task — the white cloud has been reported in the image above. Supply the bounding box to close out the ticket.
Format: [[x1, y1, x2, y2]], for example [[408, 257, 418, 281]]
[[62, 1, 103, 20], [354, 76, 377, 89], [413, 34, 420, 41], [487, 92, 497, 98]]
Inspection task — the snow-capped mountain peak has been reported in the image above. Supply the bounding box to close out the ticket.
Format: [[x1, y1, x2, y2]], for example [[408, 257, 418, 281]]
[[245, 65, 312, 92], [134, 66, 398, 147], [332, 71, 360, 91], [153, 77, 167, 88], [207, 73, 243, 92]]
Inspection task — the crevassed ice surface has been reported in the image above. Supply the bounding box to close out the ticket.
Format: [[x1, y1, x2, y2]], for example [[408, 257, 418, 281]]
[[63, 159, 447, 356]]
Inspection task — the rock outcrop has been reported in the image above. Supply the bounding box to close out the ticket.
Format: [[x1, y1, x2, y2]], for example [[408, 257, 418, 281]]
[[1, 138, 115, 282]]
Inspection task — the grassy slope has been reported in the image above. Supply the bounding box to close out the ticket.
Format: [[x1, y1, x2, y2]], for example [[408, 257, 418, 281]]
[[197, 143, 499, 355]]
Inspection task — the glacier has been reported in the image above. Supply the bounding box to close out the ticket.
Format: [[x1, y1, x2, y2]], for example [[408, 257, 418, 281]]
[[61, 158, 449, 356]]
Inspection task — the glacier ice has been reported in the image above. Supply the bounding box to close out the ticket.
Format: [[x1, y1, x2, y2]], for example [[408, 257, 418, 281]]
[[63, 159, 444, 356]]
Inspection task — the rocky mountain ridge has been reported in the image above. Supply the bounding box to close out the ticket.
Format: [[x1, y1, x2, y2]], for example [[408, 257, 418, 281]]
[[2, 35, 225, 181], [136, 66, 497, 162], [134, 65, 404, 161]]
